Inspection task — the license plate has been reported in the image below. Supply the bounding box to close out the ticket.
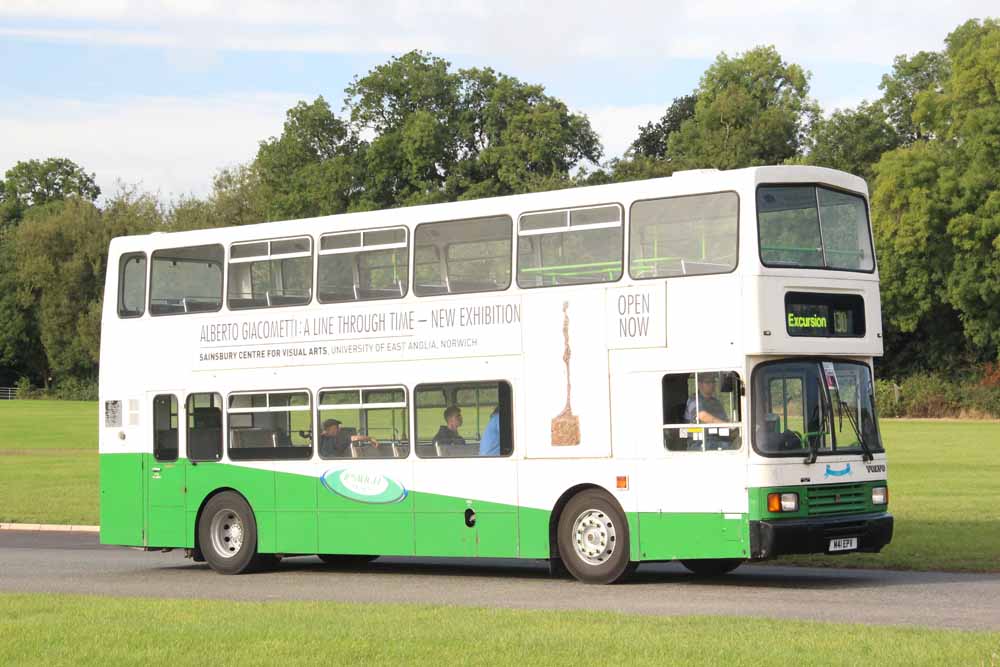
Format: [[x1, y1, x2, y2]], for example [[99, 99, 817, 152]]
[[829, 537, 858, 552]]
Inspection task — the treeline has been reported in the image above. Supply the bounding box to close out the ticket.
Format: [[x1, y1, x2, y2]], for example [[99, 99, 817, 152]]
[[1, 19, 998, 414]]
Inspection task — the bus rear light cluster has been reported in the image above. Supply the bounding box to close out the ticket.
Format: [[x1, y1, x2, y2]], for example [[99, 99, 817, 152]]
[[767, 492, 799, 513]]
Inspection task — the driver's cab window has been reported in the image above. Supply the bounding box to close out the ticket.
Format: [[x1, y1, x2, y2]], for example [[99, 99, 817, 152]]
[[756, 366, 826, 454], [662, 371, 741, 451]]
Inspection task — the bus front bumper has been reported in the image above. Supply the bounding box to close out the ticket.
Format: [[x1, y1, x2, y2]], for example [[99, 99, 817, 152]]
[[749, 512, 893, 559]]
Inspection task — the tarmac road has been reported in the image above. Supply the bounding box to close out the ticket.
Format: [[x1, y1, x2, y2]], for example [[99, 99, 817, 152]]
[[2, 530, 999, 631]]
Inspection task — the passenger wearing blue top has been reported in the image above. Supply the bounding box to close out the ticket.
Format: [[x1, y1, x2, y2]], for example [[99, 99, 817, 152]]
[[479, 407, 501, 456]]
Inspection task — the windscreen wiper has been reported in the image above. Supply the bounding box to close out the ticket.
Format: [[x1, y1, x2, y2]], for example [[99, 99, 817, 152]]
[[840, 398, 874, 462]]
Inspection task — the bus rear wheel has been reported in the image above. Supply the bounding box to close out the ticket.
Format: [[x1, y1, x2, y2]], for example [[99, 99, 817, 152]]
[[680, 558, 743, 576], [198, 491, 268, 574], [557, 490, 634, 584]]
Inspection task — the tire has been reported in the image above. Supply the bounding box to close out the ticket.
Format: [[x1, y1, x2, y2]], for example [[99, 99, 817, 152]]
[[557, 489, 634, 584], [317, 554, 378, 566], [680, 558, 743, 576], [198, 491, 267, 574]]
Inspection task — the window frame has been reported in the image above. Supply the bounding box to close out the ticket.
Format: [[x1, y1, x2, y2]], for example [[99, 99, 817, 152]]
[[149, 244, 225, 317], [628, 191, 740, 281], [186, 392, 224, 462], [316, 384, 410, 460], [756, 183, 876, 274], [413, 380, 513, 459], [413, 215, 514, 297], [661, 371, 743, 453], [750, 357, 885, 459], [516, 203, 625, 289], [152, 393, 179, 462], [317, 226, 409, 304], [117, 251, 147, 319], [227, 235, 314, 311], [226, 388, 314, 461]]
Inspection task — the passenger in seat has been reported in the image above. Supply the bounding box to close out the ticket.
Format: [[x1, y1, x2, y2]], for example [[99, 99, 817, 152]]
[[479, 407, 500, 456], [434, 406, 466, 446], [319, 418, 379, 458]]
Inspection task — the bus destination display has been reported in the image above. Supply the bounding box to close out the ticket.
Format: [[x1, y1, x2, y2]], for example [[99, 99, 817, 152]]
[[784, 291, 865, 338]]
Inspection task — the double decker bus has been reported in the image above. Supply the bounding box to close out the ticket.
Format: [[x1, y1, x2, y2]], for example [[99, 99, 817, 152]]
[[99, 165, 892, 584]]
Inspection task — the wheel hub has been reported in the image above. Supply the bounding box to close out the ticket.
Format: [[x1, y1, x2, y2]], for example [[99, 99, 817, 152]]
[[572, 509, 616, 566], [209, 509, 244, 559]]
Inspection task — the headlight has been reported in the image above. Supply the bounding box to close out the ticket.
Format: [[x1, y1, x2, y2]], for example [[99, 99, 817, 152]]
[[872, 486, 888, 505], [767, 492, 799, 512]]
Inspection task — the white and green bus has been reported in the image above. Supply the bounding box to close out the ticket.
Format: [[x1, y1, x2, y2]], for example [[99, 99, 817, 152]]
[[99, 165, 892, 584]]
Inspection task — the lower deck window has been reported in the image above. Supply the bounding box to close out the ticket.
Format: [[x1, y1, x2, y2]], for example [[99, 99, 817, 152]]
[[187, 393, 223, 461], [317, 387, 409, 459], [228, 391, 312, 460], [662, 371, 742, 451], [414, 381, 512, 458], [153, 394, 178, 461]]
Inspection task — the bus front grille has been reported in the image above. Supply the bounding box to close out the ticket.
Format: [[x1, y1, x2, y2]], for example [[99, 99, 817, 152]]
[[807, 483, 867, 516]]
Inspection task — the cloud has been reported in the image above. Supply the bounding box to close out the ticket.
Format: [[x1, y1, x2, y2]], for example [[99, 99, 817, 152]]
[[2, 1, 997, 64], [0, 93, 303, 199]]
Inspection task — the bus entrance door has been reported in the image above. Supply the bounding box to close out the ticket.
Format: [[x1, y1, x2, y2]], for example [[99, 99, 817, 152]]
[[145, 391, 187, 548]]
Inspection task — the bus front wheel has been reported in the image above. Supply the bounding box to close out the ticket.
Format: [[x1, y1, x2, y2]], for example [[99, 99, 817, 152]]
[[198, 491, 268, 575], [557, 490, 635, 584]]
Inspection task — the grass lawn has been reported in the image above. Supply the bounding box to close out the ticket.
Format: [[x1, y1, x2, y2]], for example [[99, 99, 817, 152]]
[[776, 420, 1000, 572], [1, 594, 998, 666], [1, 401, 998, 572], [0, 401, 98, 525]]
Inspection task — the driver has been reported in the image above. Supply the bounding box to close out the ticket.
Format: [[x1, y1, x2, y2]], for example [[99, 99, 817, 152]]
[[684, 373, 729, 424]]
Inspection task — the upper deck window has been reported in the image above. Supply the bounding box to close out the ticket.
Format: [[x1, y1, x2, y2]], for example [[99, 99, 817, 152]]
[[517, 204, 623, 288], [228, 236, 312, 310], [629, 193, 738, 279], [150, 244, 224, 316], [757, 186, 874, 272], [414, 216, 512, 296], [117, 252, 146, 318], [318, 227, 408, 303]]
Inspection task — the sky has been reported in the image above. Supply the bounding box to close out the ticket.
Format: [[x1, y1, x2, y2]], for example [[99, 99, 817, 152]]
[[1, 1, 996, 200]]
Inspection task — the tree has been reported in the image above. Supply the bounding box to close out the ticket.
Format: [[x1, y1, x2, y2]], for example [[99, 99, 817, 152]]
[[879, 51, 949, 144], [343, 51, 601, 209], [170, 165, 268, 231], [871, 18, 1000, 370], [12, 189, 160, 382], [0, 157, 102, 385], [254, 97, 358, 220], [0, 158, 100, 226], [0, 241, 46, 386], [806, 100, 901, 184], [630, 94, 697, 160], [667, 46, 819, 170]]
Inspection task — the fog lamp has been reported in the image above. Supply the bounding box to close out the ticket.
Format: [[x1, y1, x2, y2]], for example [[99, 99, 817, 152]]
[[780, 493, 799, 512]]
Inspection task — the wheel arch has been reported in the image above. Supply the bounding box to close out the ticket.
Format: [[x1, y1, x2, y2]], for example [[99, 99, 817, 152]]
[[191, 487, 253, 557], [548, 483, 626, 561]]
